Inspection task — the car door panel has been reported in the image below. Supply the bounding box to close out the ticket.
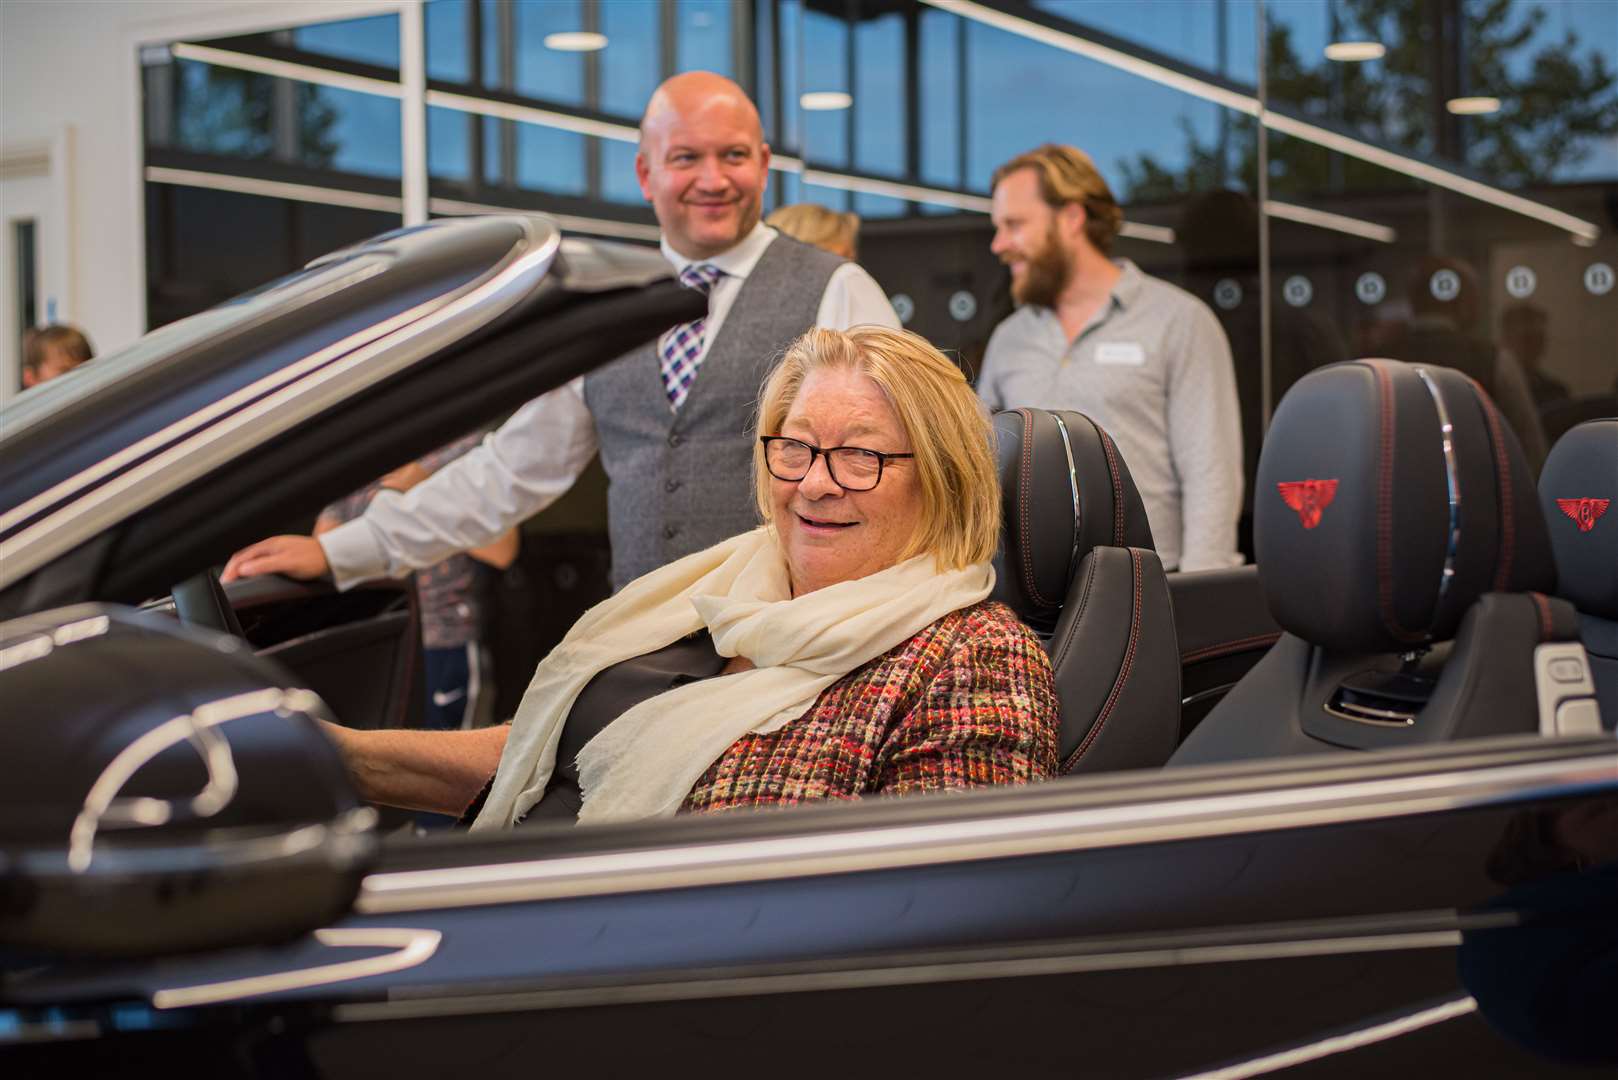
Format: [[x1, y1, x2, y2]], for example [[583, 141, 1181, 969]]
[[8, 738, 1612, 1078], [230, 575, 425, 732]]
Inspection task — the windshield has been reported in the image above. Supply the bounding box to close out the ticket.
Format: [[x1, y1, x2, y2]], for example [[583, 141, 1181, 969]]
[[2, 252, 390, 445]]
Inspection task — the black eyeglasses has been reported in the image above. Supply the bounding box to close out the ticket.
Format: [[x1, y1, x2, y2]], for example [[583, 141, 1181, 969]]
[[759, 436, 914, 492]]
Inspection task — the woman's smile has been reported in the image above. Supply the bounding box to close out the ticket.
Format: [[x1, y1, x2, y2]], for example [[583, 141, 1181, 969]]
[[794, 511, 858, 535]]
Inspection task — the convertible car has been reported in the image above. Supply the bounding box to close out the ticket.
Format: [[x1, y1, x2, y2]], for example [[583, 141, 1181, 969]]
[[2, 216, 1613, 1078]]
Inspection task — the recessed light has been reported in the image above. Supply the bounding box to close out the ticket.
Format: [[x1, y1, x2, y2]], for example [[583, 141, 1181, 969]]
[[543, 32, 607, 52], [1446, 96, 1501, 115], [800, 91, 853, 111], [1324, 41, 1385, 62]]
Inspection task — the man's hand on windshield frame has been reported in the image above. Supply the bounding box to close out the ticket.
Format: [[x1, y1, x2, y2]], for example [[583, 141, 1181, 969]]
[[221, 535, 331, 583]]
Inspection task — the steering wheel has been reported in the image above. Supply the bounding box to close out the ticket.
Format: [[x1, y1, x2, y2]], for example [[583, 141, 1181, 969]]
[[171, 569, 247, 639]]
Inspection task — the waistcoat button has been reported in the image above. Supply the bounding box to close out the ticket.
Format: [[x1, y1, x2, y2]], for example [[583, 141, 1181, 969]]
[[663, 525, 680, 540], [668, 433, 684, 448], [665, 479, 682, 493]]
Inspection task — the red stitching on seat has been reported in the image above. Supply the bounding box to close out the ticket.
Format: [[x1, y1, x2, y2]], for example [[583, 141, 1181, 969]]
[[1469, 378, 1516, 591], [1373, 361, 1398, 633], [1529, 591, 1554, 641], [1097, 424, 1125, 547], [1063, 548, 1143, 773], [1017, 409, 1056, 608], [1050, 554, 1099, 676], [1180, 631, 1282, 665], [1363, 360, 1423, 644]]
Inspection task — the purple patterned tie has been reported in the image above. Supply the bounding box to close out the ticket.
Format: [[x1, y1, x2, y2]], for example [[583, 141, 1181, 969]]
[[658, 262, 724, 411]]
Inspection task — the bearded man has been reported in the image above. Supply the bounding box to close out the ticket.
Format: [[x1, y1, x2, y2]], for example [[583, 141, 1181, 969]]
[[977, 144, 1242, 572]]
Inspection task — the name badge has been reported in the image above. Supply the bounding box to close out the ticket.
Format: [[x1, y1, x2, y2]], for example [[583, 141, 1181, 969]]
[[1095, 341, 1145, 366]]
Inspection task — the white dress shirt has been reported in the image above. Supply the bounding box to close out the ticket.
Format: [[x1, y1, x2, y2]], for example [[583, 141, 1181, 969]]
[[320, 224, 899, 588]]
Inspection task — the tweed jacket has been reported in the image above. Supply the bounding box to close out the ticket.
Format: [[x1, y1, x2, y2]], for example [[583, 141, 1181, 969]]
[[679, 599, 1060, 814]]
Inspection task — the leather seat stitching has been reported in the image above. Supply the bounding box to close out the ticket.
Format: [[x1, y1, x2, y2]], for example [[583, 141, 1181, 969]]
[[1364, 360, 1423, 644], [1063, 548, 1143, 773], [1097, 423, 1126, 548], [1017, 409, 1054, 609], [1050, 553, 1099, 676], [1530, 591, 1553, 641], [1180, 632, 1282, 665]]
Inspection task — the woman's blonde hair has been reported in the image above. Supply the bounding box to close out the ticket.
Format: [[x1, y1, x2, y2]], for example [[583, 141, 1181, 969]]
[[765, 203, 860, 258], [754, 327, 1001, 571]]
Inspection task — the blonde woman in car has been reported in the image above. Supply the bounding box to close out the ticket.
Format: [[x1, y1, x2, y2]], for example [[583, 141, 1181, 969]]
[[322, 326, 1059, 828]]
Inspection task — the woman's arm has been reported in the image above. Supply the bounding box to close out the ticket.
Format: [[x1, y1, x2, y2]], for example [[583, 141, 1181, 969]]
[[876, 618, 1060, 796], [320, 721, 509, 816]]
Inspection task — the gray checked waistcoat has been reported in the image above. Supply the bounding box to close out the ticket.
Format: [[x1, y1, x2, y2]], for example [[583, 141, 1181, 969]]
[[583, 235, 845, 589]]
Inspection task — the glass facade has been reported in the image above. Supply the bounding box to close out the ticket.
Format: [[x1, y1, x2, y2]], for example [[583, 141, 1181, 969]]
[[290, 14, 400, 69], [140, 0, 1615, 488], [149, 60, 402, 179], [513, 0, 587, 105], [426, 0, 473, 83]]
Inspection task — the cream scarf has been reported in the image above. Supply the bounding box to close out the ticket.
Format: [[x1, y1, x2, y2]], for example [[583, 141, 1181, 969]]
[[471, 526, 993, 829]]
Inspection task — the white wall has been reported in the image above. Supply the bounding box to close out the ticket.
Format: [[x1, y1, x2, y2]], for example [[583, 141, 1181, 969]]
[[0, 0, 404, 387]]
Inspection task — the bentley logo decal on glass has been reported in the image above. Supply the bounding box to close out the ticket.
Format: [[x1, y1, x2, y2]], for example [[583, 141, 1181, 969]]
[[1556, 497, 1610, 533], [1278, 479, 1340, 530]]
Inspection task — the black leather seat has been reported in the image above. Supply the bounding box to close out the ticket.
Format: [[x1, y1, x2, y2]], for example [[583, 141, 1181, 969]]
[[1539, 418, 1617, 728], [990, 408, 1179, 774], [1171, 358, 1595, 768]]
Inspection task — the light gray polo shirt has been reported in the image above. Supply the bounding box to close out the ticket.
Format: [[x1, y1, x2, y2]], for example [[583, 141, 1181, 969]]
[[978, 259, 1242, 571]]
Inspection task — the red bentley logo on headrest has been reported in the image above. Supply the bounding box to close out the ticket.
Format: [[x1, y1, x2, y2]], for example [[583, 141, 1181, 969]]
[[1278, 479, 1339, 530], [1556, 498, 1610, 533]]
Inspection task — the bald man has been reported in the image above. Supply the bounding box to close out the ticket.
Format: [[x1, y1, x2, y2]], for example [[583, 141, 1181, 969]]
[[226, 73, 897, 592]]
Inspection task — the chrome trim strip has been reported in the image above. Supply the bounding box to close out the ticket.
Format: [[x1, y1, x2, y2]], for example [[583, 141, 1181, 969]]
[[1182, 682, 1240, 708], [331, 927, 1472, 1023], [1322, 699, 1417, 727], [0, 218, 561, 588], [1049, 412, 1083, 579], [1413, 367, 1462, 610], [1178, 996, 1476, 1080], [152, 927, 441, 1010], [356, 750, 1615, 915]]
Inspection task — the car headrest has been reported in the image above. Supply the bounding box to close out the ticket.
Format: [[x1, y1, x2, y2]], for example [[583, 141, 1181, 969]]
[[1255, 358, 1553, 654], [991, 408, 1155, 634], [1539, 418, 1617, 620]]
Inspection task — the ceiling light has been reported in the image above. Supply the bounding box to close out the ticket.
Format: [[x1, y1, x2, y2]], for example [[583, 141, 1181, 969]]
[[1324, 42, 1385, 62], [543, 32, 607, 52], [1446, 96, 1500, 115], [800, 91, 853, 111]]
